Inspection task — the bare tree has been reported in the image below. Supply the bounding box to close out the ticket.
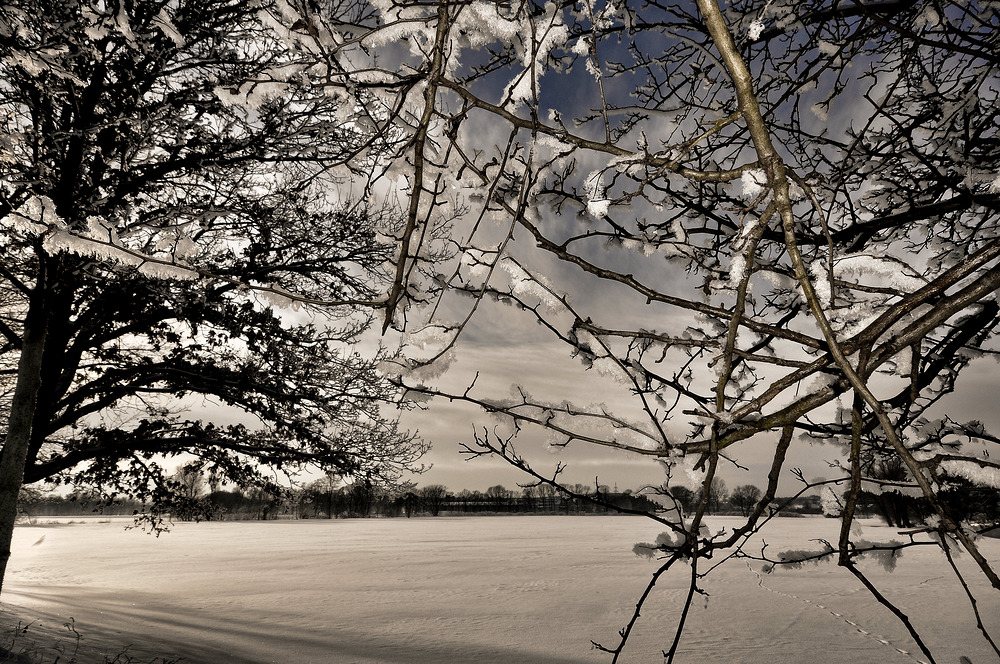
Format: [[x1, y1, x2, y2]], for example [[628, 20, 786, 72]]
[[730, 484, 762, 518], [485, 484, 513, 512], [229, 0, 1000, 661], [701, 476, 729, 514], [417, 483, 449, 516], [667, 486, 697, 517]]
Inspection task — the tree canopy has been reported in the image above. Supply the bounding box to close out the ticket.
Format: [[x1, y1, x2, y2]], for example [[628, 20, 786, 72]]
[[0, 0, 427, 591]]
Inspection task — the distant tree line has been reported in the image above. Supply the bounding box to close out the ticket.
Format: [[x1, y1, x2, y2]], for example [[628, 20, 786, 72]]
[[15, 474, 792, 522], [847, 476, 1000, 529], [666, 479, 821, 518], [22, 469, 996, 527], [12, 471, 819, 522], [16, 470, 662, 522], [285, 480, 665, 519]]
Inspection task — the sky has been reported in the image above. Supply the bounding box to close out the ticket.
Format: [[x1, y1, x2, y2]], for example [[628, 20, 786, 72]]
[[397, 310, 1000, 496], [391, 287, 854, 496]]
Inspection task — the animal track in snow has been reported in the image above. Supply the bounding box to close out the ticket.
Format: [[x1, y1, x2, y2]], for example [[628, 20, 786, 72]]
[[747, 563, 929, 664]]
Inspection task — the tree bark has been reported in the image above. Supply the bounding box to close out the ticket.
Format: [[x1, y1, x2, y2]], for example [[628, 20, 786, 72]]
[[0, 308, 47, 598]]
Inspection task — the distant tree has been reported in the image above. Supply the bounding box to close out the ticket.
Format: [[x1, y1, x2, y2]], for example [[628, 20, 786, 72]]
[[939, 476, 1000, 525], [206, 489, 250, 519], [485, 485, 513, 512], [345, 479, 376, 518], [536, 483, 558, 512], [699, 477, 728, 514], [455, 489, 475, 514], [15, 485, 43, 524], [301, 474, 342, 519], [172, 463, 206, 501], [520, 486, 537, 513], [417, 484, 448, 516], [398, 490, 419, 518], [612, 491, 659, 515], [730, 484, 762, 518], [166, 462, 209, 521], [861, 453, 921, 528], [245, 486, 285, 521], [0, 0, 428, 593], [667, 486, 697, 516]]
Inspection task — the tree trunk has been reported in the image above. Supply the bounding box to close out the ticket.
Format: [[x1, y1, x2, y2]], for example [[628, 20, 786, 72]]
[[0, 315, 47, 598]]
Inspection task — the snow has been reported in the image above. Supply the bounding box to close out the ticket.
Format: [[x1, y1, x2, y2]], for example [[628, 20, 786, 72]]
[[728, 253, 748, 288], [3, 195, 64, 235], [153, 8, 185, 47], [741, 168, 767, 200], [505, 2, 570, 107], [818, 40, 839, 56], [938, 459, 1000, 489], [587, 198, 610, 218], [361, 19, 429, 50], [4, 516, 999, 663], [591, 355, 630, 384]]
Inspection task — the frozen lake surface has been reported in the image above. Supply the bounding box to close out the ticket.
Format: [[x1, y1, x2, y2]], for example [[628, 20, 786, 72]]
[[3, 515, 998, 663]]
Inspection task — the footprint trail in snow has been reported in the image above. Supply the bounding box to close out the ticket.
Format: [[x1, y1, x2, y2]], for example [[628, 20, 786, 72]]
[[747, 562, 930, 664]]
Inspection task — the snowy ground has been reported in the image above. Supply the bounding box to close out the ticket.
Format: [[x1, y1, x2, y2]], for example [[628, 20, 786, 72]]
[[2, 515, 997, 663]]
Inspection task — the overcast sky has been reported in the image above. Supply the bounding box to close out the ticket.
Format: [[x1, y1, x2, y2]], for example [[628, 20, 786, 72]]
[[393, 286, 859, 496], [399, 321, 1000, 495]]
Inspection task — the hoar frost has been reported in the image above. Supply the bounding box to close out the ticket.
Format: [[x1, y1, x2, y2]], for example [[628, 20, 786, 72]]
[[3, 195, 62, 235], [586, 199, 610, 218], [590, 356, 630, 384], [505, 2, 569, 107], [820, 485, 844, 516], [741, 169, 767, 199], [728, 254, 748, 289], [499, 258, 563, 312], [810, 253, 925, 306], [938, 460, 1000, 490], [633, 530, 683, 558]]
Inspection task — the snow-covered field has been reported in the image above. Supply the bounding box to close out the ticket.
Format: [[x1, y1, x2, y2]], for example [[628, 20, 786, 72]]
[[2, 515, 997, 663]]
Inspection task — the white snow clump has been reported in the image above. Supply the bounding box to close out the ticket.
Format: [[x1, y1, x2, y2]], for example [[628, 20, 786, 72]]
[[586, 198, 610, 218], [633, 530, 683, 558], [741, 168, 767, 199]]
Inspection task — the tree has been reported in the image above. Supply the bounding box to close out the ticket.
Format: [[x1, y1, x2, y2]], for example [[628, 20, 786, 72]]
[[14, 485, 43, 525], [0, 0, 429, 594], [344, 478, 376, 518], [417, 484, 449, 516], [167, 461, 208, 521], [455, 488, 476, 513], [667, 486, 697, 516], [730, 484, 762, 518], [520, 485, 537, 512], [860, 453, 921, 528], [172, 463, 206, 502], [315, 0, 1000, 660], [485, 484, 513, 512], [700, 476, 728, 514], [301, 474, 343, 519], [397, 488, 420, 518]]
